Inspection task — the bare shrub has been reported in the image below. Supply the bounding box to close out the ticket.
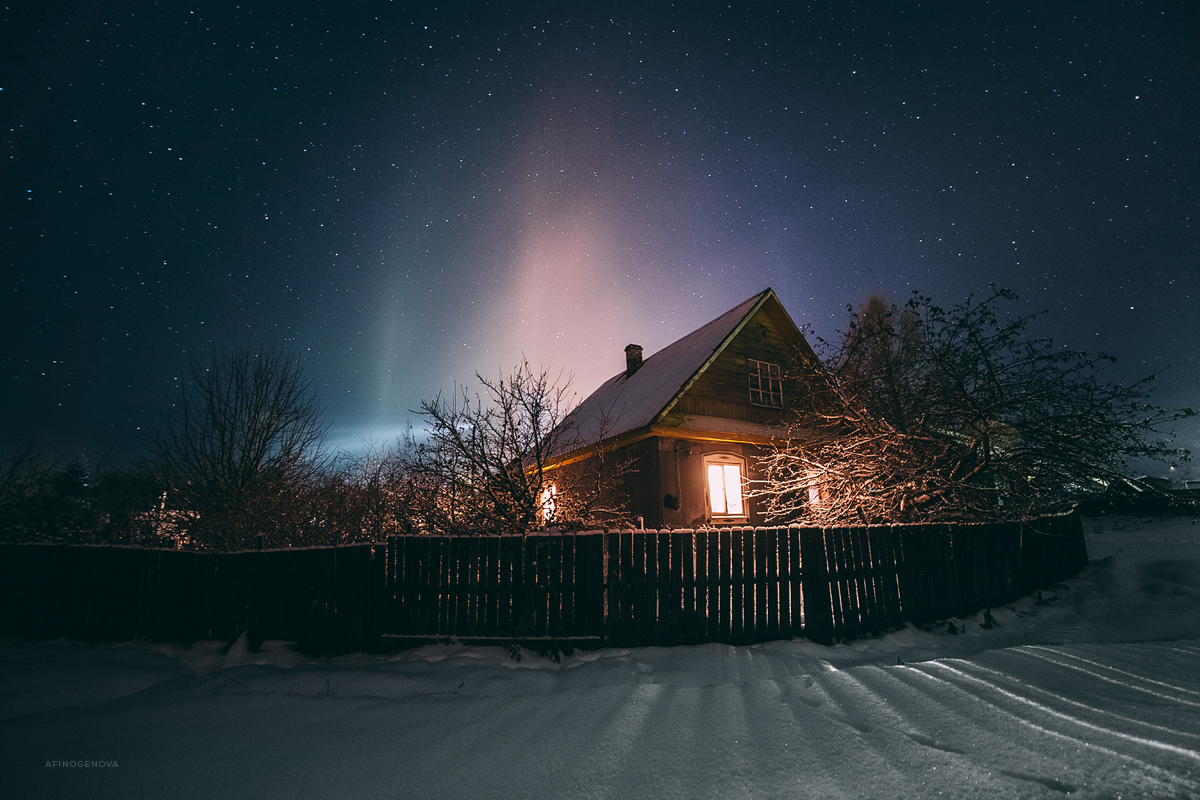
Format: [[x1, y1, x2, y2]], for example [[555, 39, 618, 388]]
[[406, 361, 630, 535], [752, 289, 1194, 524]]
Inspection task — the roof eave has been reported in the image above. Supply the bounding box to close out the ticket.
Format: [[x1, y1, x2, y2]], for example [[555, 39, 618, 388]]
[[540, 425, 658, 472], [648, 424, 789, 448]]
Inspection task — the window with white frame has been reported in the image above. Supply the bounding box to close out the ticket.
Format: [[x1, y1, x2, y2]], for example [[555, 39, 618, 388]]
[[704, 453, 747, 519], [748, 359, 782, 408]]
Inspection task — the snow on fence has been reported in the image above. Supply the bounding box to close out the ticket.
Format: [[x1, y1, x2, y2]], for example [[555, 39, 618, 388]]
[[0, 511, 1087, 653]]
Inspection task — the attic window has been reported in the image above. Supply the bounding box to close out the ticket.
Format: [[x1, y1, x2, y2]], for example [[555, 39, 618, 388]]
[[748, 359, 782, 408], [704, 453, 746, 518]]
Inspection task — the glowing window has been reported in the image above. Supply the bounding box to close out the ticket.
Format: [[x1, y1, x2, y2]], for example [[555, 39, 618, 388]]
[[538, 483, 557, 525], [748, 359, 782, 408], [705, 454, 746, 517]]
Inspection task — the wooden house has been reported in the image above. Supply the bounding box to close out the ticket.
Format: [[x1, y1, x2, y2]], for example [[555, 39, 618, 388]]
[[547, 288, 831, 528]]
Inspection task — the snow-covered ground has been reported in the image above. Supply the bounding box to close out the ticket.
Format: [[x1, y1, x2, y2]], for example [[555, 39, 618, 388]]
[[3, 515, 1199, 799]]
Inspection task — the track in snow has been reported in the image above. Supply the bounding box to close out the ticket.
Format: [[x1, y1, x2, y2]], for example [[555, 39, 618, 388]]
[[4, 639, 1199, 800]]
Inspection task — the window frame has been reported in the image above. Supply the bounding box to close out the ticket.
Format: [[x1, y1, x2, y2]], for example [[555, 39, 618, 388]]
[[703, 452, 749, 523], [748, 358, 783, 408]]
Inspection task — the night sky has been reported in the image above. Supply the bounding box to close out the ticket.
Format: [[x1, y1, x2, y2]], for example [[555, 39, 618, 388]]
[[3, 2, 1197, 477]]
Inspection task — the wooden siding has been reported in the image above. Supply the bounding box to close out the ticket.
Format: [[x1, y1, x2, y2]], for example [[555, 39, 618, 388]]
[[673, 306, 803, 423], [615, 438, 663, 527]]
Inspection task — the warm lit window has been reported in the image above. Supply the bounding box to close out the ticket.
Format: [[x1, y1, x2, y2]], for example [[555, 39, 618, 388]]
[[704, 454, 746, 518], [748, 359, 782, 408], [538, 483, 557, 526]]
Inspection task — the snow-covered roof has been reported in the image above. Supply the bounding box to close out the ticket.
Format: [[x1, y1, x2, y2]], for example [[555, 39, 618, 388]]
[[556, 289, 773, 452]]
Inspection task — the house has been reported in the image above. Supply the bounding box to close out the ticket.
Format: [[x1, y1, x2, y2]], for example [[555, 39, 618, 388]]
[[547, 288, 833, 528]]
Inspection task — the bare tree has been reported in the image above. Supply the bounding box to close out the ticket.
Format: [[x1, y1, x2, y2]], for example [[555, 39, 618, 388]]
[[752, 289, 1194, 524], [0, 439, 61, 541], [147, 347, 328, 549], [405, 361, 629, 535], [300, 442, 421, 545]]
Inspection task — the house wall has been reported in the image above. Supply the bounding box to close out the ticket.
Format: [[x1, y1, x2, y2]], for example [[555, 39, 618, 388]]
[[613, 437, 663, 527], [656, 437, 774, 528], [672, 306, 800, 424], [565, 436, 773, 529]]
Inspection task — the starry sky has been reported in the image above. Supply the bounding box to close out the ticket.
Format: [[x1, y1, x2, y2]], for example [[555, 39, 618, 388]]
[[3, 2, 1197, 476]]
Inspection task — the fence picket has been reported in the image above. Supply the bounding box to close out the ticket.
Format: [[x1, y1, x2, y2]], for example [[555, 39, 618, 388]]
[[826, 529, 850, 640], [777, 528, 792, 638], [754, 528, 769, 642], [604, 532, 620, 645], [855, 528, 879, 634], [420, 537, 436, 636], [840, 530, 860, 634], [680, 533, 691, 644], [799, 527, 831, 644], [641, 532, 656, 645], [724, 530, 736, 643], [873, 527, 902, 629], [657, 532, 671, 644], [449, 537, 465, 635], [840, 527, 863, 639], [630, 531, 647, 646], [701, 531, 714, 641], [763, 528, 778, 640], [549, 536, 564, 637], [663, 532, 678, 645]]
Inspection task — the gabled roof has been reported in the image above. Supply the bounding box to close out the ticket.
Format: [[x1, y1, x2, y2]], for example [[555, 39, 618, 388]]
[[557, 288, 802, 453]]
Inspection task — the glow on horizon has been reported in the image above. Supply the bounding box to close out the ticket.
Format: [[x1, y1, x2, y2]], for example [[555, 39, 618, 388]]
[[360, 86, 794, 453], [452, 89, 713, 409]]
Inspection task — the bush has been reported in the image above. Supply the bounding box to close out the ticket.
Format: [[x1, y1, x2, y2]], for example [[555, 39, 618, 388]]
[[753, 289, 1194, 524]]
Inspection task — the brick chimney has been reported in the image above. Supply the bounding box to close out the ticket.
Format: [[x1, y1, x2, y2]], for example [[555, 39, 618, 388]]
[[625, 344, 644, 377]]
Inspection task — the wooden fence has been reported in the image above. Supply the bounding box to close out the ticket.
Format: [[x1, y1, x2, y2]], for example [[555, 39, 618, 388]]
[[0, 511, 1087, 653]]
